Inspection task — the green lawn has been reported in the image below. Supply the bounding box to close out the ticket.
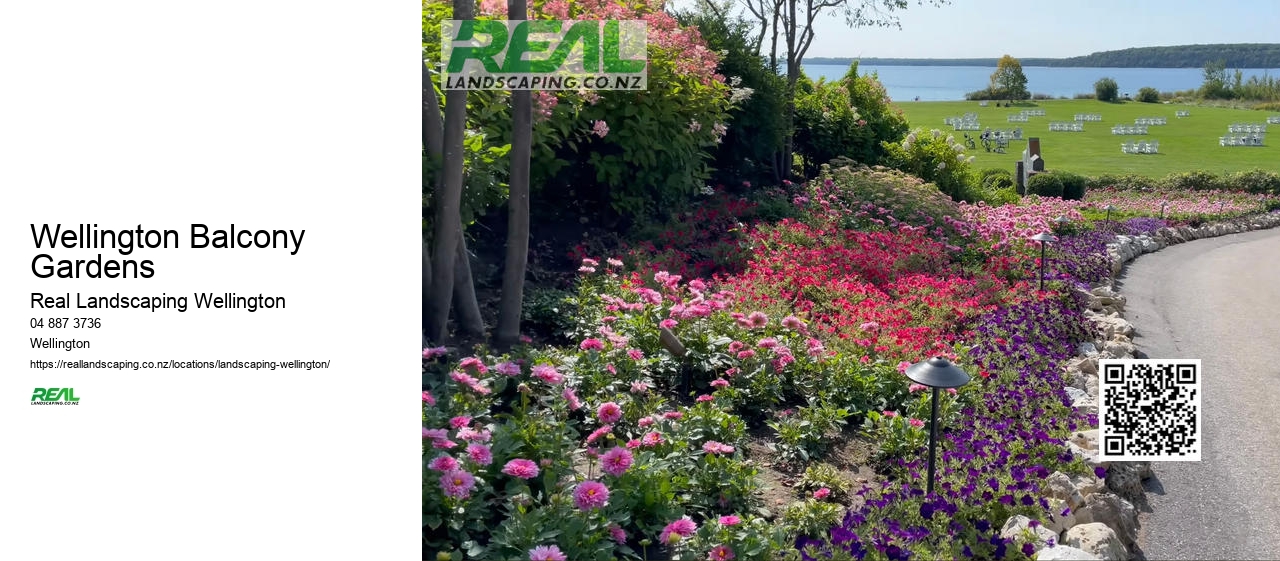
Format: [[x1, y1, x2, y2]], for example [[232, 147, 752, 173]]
[[894, 99, 1279, 177]]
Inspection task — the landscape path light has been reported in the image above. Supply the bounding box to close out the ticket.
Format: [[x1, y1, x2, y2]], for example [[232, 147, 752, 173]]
[[904, 357, 972, 496], [1160, 201, 1168, 220], [1030, 232, 1058, 291], [1053, 215, 1071, 233], [1104, 204, 1115, 222]]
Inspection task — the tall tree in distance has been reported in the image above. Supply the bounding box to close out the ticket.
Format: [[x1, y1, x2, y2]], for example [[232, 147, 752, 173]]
[[496, 0, 532, 349], [990, 54, 1029, 100]]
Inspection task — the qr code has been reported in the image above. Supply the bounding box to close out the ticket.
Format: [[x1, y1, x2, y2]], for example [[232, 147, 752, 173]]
[[1098, 359, 1201, 461]]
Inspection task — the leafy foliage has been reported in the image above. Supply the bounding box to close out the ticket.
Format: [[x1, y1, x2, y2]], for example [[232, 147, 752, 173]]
[[989, 55, 1029, 100], [881, 128, 976, 201], [1093, 77, 1119, 102], [1136, 87, 1160, 103]]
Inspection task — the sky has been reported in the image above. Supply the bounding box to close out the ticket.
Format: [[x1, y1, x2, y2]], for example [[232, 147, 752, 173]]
[[676, 0, 1280, 59]]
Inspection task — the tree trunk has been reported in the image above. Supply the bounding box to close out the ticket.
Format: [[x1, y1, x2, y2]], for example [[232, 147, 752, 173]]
[[425, 0, 473, 344], [453, 234, 485, 337], [496, 0, 532, 350], [423, 63, 443, 331]]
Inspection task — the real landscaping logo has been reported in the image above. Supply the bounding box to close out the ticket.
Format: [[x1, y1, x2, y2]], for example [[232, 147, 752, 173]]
[[32, 387, 80, 405], [440, 19, 647, 90]]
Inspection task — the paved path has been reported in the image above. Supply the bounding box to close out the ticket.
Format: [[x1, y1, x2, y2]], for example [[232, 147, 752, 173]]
[[1117, 227, 1280, 560]]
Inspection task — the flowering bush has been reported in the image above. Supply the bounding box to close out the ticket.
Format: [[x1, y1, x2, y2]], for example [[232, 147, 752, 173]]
[[881, 128, 977, 202], [792, 64, 908, 177]]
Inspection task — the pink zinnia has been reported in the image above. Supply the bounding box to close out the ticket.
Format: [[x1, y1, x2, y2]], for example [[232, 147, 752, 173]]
[[897, 361, 911, 373], [659, 517, 698, 544], [630, 381, 649, 394], [573, 480, 610, 510], [627, 349, 644, 361], [457, 427, 491, 442], [625, 439, 641, 449], [696, 394, 715, 403], [458, 357, 487, 375], [719, 515, 742, 526], [439, 469, 475, 498], [580, 338, 605, 351], [422, 391, 435, 405], [882, 410, 898, 418], [908, 383, 926, 393], [909, 418, 926, 428], [782, 315, 806, 330], [586, 425, 613, 445], [563, 387, 583, 411], [709, 545, 735, 561], [449, 416, 472, 430], [433, 439, 458, 449], [728, 341, 745, 352], [528, 545, 567, 561], [757, 337, 778, 349], [600, 447, 634, 476], [638, 417, 655, 428], [466, 444, 493, 466], [641, 432, 663, 447], [711, 378, 729, 389], [703, 441, 735, 455], [608, 525, 627, 544], [532, 364, 564, 385], [597, 402, 623, 424], [607, 258, 623, 268], [663, 411, 683, 420], [494, 361, 521, 376], [423, 428, 448, 441], [428, 455, 458, 472], [423, 347, 448, 359], [450, 370, 479, 386], [503, 458, 540, 479], [747, 311, 768, 328], [660, 319, 677, 329], [736, 350, 756, 359], [814, 487, 831, 500]]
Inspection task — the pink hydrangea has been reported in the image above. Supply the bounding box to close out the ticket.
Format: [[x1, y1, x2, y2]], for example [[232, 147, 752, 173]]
[[427, 455, 458, 472], [600, 447, 634, 477], [591, 120, 609, 138], [528, 545, 567, 561], [439, 469, 475, 498], [573, 480, 610, 510], [466, 444, 492, 466], [503, 458, 540, 479], [597, 402, 623, 424]]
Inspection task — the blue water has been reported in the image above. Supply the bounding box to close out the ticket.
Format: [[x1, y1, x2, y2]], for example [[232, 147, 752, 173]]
[[805, 65, 1280, 101]]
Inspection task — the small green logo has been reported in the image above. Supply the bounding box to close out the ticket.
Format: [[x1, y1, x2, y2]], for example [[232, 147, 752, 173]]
[[440, 19, 648, 91], [32, 387, 80, 405]]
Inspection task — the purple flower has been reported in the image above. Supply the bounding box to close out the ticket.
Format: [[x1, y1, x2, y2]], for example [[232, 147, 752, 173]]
[[528, 545, 567, 561], [439, 469, 475, 498]]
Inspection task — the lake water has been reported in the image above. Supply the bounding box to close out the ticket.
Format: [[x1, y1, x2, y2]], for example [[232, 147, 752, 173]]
[[805, 65, 1280, 102]]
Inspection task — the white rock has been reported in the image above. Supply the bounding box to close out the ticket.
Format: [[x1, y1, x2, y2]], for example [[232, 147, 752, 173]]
[[1071, 430, 1099, 451], [1063, 523, 1128, 560], [1037, 544, 1102, 560], [1044, 498, 1078, 536], [1045, 472, 1086, 510], [1078, 342, 1098, 356], [1001, 515, 1058, 546]]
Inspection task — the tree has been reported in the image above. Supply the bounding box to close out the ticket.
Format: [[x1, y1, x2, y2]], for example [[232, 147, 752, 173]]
[[990, 55, 1029, 100], [1094, 77, 1119, 102], [738, 0, 949, 178], [495, 0, 532, 349], [1200, 59, 1233, 99], [1136, 86, 1160, 103]]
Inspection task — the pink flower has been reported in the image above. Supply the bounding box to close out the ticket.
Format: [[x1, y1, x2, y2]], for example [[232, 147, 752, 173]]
[[782, 316, 806, 330], [859, 322, 879, 331], [458, 357, 488, 375], [728, 341, 745, 352], [882, 410, 898, 418], [627, 349, 644, 361], [466, 444, 493, 465], [702, 441, 735, 455], [630, 381, 649, 394], [580, 338, 605, 351], [813, 487, 831, 500], [897, 361, 912, 373], [519, 335, 533, 343], [719, 515, 742, 526], [591, 120, 609, 138], [581, 258, 599, 267], [663, 411, 683, 420], [433, 439, 458, 450], [947, 388, 957, 395], [909, 418, 926, 428], [608, 524, 627, 544], [449, 416, 471, 430], [641, 432, 663, 447], [563, 387, 583, 411], [606, 363, 617, 375], [494, 361, 521, 376], [423, 428, 448, 441], [696, 394, 715, 402], [638, 417, 655, 428], [600, 447, 634, 477], [423, 347, 448, 359], [757, 337, 778, 349], [586, 425, 613, 445], [422, 391, 435, 405], [724, 367, 740, 377], [710, 378, 729, 388], [736, 350, 756, 359], [597, 402, 623, 424], [502, 458, 540, 479], [439, 469, 475, 498], [457, 427, 490, 442], [528, 545, 567, 561], [427, 455, 458, 472], [747, 311, 768, 328], [660, 517, 698, 544], [579, 265, 596, 274], [660, 319, 678, 329], [532, 364, 564, 385], [625, 439, 641, 449], [573, 480, 610, 510], [607, 258, 623, 268], [709, 545, 735, 560], [908, 383, 927, 393]]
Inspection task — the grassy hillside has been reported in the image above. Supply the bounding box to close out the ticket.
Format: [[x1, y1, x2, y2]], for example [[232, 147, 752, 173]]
[[894, 100, 1280, 177]]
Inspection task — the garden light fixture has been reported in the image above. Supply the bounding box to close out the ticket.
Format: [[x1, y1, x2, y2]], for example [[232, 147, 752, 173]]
[[1030, 233, 1058, 291], [904, 357, 972, 496], [1160, 202, 1167, 219], [1104, 205, 1115, 222]]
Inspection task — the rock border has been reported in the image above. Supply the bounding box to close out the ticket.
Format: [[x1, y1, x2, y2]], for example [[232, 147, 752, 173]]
[[1011, 211, 1280, 560]]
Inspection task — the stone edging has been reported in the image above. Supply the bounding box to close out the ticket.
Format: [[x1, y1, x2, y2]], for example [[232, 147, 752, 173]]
[[1008, 212, 1280, 561]]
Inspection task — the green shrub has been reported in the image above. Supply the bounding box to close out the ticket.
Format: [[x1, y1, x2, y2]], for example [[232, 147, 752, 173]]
[[1225, 169, 1280, 194], [1164, 170, 1226, 191], [793, 63, 909, 177], [1136, 87, 1160, 103], [986, 186, 1021, 205], [1072, 92, 1096, 100], [1086, 173, 1158, 191], [1026, 172, 1064, 198], [1254, 101, 1280, 111], [1055, 171, 1087, 200], [980, 168, 1015, 192], [881, 127, 976, 201], [1094, 77, 1119, 102]]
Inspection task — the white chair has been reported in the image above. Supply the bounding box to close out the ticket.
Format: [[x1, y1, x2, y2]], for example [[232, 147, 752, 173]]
[[1148, 141, 1159, 154]]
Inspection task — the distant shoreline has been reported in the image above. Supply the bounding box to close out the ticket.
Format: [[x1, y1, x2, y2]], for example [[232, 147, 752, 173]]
[[803, 44, 1280, 69]]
